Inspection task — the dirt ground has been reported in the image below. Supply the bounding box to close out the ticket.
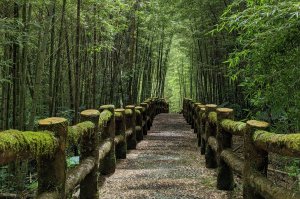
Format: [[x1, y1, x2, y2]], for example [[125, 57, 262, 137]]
[[99, 113, 242, 199]]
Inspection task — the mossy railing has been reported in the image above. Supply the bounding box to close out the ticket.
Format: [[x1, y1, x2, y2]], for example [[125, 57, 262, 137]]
[[183, 98, 300, 199], [0, 98, 169, 199]]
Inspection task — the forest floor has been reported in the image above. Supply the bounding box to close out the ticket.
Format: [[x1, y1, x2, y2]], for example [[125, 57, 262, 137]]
[[99, 113, 243, 199]]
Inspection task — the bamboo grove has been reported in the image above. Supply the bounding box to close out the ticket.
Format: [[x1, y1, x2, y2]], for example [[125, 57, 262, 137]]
[[0, 0, 174, 131], [1, 0, 300, 137]]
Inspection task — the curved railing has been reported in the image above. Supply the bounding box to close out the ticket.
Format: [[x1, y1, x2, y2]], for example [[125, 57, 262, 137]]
[[183, 98, 300, 199], [0, 98, 169, 198]]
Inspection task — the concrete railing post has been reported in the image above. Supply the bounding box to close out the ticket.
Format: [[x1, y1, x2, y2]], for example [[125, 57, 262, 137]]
[[135, 106, 144, 141], [205, 104, 218, 168], [199, 106, 206, 155], [216, 108, 234, 190], [125, 105, 137, 149], [244, 120, 269, 199], [99, 105, 116, 175], [140, 103, 149, 134], [38, 117, 68, 198], [115, 109, 127, 159], [80, 110, 100, 199]]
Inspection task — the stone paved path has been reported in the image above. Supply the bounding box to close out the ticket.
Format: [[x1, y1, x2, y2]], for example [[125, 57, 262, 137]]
[[99, 114, 241, 199]]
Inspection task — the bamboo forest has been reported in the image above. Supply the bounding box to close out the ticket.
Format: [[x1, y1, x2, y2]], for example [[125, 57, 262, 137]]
[[0, 0, 300, 198]]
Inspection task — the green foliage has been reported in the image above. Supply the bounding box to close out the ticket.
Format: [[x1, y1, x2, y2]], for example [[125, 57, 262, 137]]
[[217, 0, 300, 132]]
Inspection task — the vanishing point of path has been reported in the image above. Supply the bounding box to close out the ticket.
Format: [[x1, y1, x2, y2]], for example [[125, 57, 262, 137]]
[[99, 114, 242, 199]]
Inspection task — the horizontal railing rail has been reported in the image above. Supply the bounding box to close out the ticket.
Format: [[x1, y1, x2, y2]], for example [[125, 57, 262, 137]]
[[0, 98, 169, 199], [183, 98, 300, 199]]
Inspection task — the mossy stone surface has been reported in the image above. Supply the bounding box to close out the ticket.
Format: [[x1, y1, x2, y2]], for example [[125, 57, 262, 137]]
[[247, 120, 269, 129], [99, 110, 113, 127], [99, 105, 115, 112], [0, 130, 58, 157], [67, 121, 95, 145], [81, 109, 100, 118], [125, 109, 133, 116], [208, 112, 217, 124], [220, 119, 246, 136], [253, 130, 300, 156], [39, 117, 67, 126]]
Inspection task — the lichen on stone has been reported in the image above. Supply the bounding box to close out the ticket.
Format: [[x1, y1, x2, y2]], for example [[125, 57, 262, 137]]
[[67, 121, 95, 145], [0, 130, 58, 157]]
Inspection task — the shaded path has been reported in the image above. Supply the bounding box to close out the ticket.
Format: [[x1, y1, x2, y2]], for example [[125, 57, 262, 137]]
[[100, 114, 240, 199]]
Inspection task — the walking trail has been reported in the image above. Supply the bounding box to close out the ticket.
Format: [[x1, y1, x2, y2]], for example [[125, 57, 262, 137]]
[[99, 113, 241, 199]]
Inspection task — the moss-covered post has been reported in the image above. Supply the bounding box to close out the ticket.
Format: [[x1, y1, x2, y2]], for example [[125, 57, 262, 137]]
[[205, 104, 218, 168], [135, 106, 144, 141], [185, 99, 189, 123], [154, 97, 159, 115], [150, 99, 155, 126], [79, 110, 100, 199], [140, 103, 149, 134], [99, 105, 116, 175], [156, 98, 161, 114], [186, 99, 191, 124], [125, 105, 137, 149], [115, 109, 127, 159], [191, 101, 196, 129], [144, 100, 153, 128], [200, 107, 206, 154], [146, 101, 152, 130], [38, 117, 68, 198], [244, 120, 269, 199], [193, 103, 202, 134], [166, 102, 169, 113], [216, 108, 234, 190], [188, 99, 194, 126], [197, 105, 205, 147], [183, 98, 187, 120]]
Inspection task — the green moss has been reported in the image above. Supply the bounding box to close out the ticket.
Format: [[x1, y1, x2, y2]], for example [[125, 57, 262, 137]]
[[135, 110, 141, 116], [115, 112, 123, 118], [99, 110, 113, 127], [125, 109, 133, 116], [0, 130, 58, 157], [220, 119, 246, 136], [253, 130, 300, 152], [67, 121, 95, 145], [208, 112, 217, 124]]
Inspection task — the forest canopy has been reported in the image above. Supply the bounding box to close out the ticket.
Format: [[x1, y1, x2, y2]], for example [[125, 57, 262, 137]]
[[0, 0, 299, 133]]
